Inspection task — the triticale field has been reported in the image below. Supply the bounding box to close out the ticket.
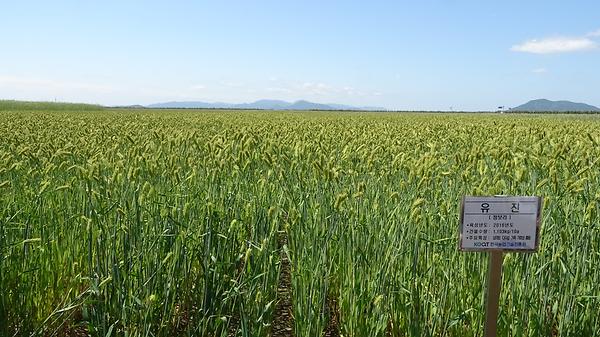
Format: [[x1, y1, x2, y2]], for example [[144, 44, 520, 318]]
[[1, 108, 599, 336]]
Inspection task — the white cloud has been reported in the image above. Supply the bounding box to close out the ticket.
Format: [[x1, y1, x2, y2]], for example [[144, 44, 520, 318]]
[[266, 87, 292, 93], [219, 81, 245, 87], [298, 82, 380, 97], [301, 82, 334, 95], [0, 75, 114, 92], [0, 75, 385, 106], [511, 37, 596, 54], [532, 68, 547, 74], [0, 75, 193, 105], [586, 29, 600, 37]]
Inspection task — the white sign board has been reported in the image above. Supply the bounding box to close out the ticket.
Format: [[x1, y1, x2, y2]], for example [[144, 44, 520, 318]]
[[459, 196, 542, 251]]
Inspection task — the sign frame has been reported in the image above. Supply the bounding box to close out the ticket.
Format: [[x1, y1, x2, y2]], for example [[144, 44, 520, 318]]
[[459, 195, 543, 252]]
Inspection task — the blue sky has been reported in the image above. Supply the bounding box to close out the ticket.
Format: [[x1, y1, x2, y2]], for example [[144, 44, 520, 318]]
[[1, 0, 599, 110]]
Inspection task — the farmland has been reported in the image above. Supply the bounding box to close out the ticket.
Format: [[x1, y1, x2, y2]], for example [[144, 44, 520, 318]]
[[1, 108, 599, 336]]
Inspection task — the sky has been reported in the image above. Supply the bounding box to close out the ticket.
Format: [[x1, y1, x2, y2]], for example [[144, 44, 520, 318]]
[[1, 0, 599, 111]]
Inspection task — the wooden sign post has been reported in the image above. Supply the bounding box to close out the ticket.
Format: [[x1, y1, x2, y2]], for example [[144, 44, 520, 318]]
[[484, 251, 503, 337], [459, 196, 542, 337]]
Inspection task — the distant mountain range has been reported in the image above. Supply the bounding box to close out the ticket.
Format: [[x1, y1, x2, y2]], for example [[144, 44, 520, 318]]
[[511, 99, 600, 112], [147, 99, 386, 111]]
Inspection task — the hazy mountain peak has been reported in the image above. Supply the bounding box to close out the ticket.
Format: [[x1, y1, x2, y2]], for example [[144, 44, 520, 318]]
[[147, 99, 386, 111], [512, 99, 600, 112]]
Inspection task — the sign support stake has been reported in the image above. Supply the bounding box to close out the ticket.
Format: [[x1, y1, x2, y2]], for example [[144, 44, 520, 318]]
[[484, 251, 504, 337]]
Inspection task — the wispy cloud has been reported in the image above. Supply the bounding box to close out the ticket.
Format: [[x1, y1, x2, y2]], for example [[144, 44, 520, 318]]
[[532, 68, 547, 74], [189, 84, 206, 90], [586, 29, 600, 37], [301, 82, 333, 95], [0, 75, 115, 92], [0, 75, 194, 105], [219, 81, 245, 87], [511, 37, 596, 54], [265, 87, 292, 93], [298, 82, 380, 97], [512, 29, 600, 54]]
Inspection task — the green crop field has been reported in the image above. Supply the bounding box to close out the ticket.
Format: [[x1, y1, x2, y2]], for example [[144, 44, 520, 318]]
[[1, 108, 599, 337]]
